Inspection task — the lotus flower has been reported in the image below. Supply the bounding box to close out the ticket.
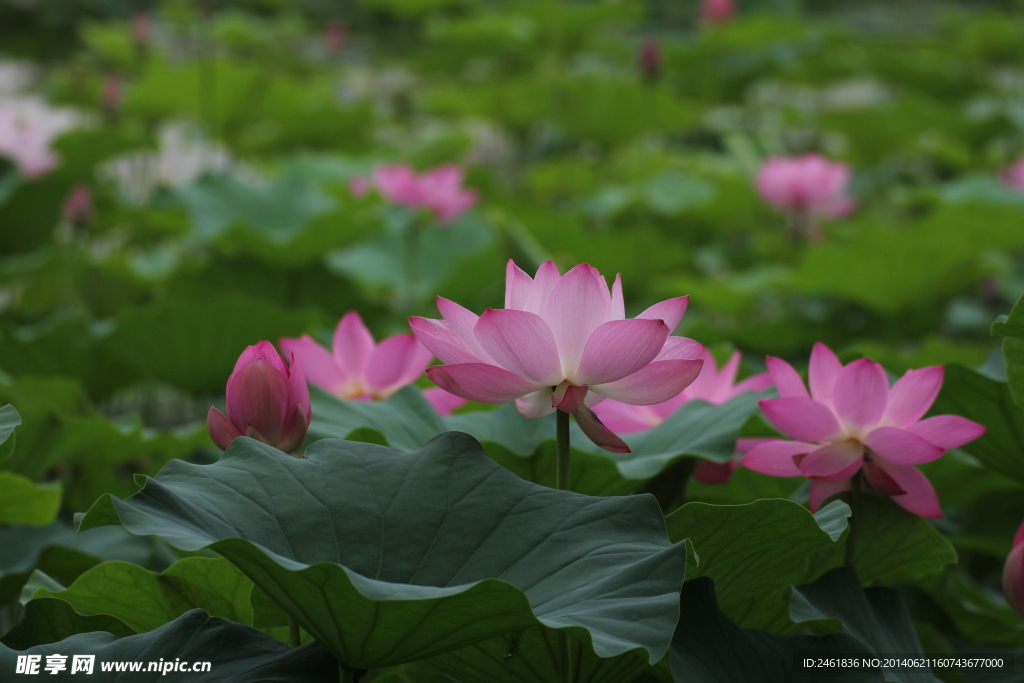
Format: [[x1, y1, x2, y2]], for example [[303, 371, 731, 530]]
[[1005, 521, 1024, 617], [638, 37, 662, 82], [0, 99, 77, 178], [702, 0, 736, 24], [1000, 159, 1024, 190], [207, 341, 311, 454], [741, 343, 986, 518], [351, 163, 477, 224], [410, 260, 705, 452], [61, 183, 93, 229], [592, 349, 770, 483], [755, 154, 855, 224], [281, 311, 465, 416]]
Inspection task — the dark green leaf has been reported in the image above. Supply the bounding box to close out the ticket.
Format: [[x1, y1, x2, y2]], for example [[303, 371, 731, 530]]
[[79, 434, 687, 670], [1, 598, 134, 650], [0, 473, 60, 526], [671, 577, 883, 683]]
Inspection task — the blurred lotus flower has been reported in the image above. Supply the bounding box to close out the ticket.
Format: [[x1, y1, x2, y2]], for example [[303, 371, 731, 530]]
[[638, 37, 662, 82], [131, 12, 152, 53], [101, 76, 122, 118], [1005, 521, 1024, 617], [326, 20, 348, 53], [351, 163, 478, 224], [755, 154, 855, 238], [1000, 158, 1024, 190], [0, 98, 79, 178], [410, 260, 705, 453], [281, 311, 465, 415], [702, 0, 736, 24], [61, 183, 93, 229], [207, 341, 311, 454], [593, 349, 770, 483], [741, 343, 986, 518]]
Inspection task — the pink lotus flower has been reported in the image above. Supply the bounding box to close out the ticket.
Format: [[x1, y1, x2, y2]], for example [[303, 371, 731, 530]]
[[592, 349, 770, 434], [102, 76, 122, 116], [351, 163, 478, 224], [1000, 159, 1024, 190], [325, 20, 348, 53], [207, 341, 311, 454], [0, 99, 78, 178], [410, 260, 705, 452], [638, 37, 662, 81], [755, 154, 855, 221], [131, 12, 152, 52], [702, 0, 736, 24], [741, 343, 986, 518], [592, 349, 770, 484], [1005, 521, 1024, 617], [280, 311, 466, 416]]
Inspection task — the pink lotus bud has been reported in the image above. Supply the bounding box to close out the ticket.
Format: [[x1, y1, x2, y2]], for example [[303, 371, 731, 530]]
[[326, 20, 348, 53], [1005, 521, 1024, 617], [701, 0, 736, 25], [740, 343, 987, 518], [638, 38, 662, 82], [410, 260, 707, 453], [102, 76, 122, 117], [279, 311, 461, 412], [61, 183, 93, 229], [1000, 158, 1024, 190], [207, 341, 311, 454], [131, 12, 152, 52], [755, 154, 856, 224]]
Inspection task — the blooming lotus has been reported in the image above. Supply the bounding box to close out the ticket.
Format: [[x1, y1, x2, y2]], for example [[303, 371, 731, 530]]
[[592, 349, 770, 483], [0, 99, 78, 178], [1005, 521, 1024, 617], [410, 260, 705, 452], [702, 0, 736, 24], [1001, 158, 1024, 191], [351, 163, 477, 224], [755, 154, 855, 231], [280, 311, 465, 416], [638, 37, 661, 81], [207, 341, 311, 454], [741, 343, 986, 518]]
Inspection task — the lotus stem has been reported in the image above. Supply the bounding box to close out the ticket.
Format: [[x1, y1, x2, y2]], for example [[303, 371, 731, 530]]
[[340, 662, 353, 683], [556, 410, 571, 492], [555, 409, 572, 682], [844, 474, 862, 567], [402, 219, 421, 310], [288, 616, 300, 648]]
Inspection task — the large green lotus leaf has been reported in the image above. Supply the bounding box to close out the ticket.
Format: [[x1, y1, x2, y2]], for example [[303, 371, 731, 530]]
[[0, 609, 338, 682], [78, 434, 688, 670], [664, 499, 849, 630], [930, 364, 1024, 486], [426, 624, 651, 683], [0, 472, 60, 526], [670, 578, 882, 683], [837, 493, 957, 586], [32, 558, 254, 635], [790, 568, 941, 683], [308, 386, 760, 491], [0, 403, 21, 463], [0, 521, 171, 605], [991, 293, 1024, 410], [2, 598, 135, 649]]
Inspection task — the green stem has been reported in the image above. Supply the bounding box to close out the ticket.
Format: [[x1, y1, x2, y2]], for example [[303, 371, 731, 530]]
[[556, 410, 571, 492], [403, 219, 421, 310], [340, 663, 354, 683], [844, 474, 862, 567], [555, 409, 572, 683], [288, 616, 300, 648]]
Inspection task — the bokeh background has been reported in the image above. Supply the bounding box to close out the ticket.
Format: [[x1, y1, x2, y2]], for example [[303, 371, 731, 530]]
[[3, 0, 1024, 653]]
